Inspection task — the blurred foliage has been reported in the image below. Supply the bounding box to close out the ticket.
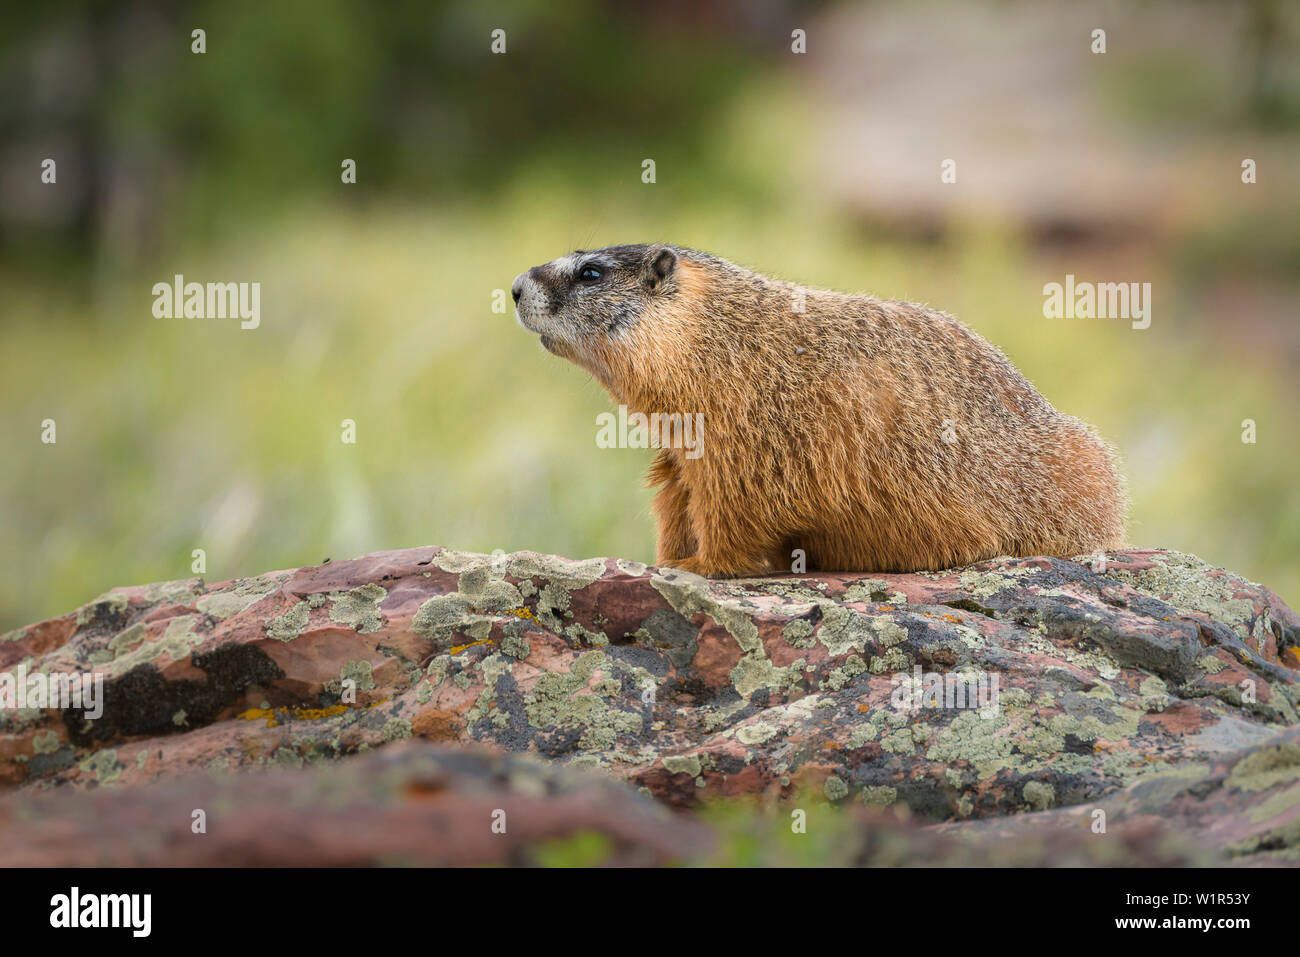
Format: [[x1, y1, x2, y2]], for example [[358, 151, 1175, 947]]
[[1, 0, 1297, 627], [0, 0, 761, 277], [528, 829, 619, 867], [527, 793, 1204, 866]]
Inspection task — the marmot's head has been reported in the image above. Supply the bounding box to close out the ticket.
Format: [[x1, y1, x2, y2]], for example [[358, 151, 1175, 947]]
[[511, 244, 680, 357]]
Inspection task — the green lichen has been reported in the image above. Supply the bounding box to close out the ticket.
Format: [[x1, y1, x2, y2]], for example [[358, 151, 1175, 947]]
[[334, 660, 375, 693], [381, 718, 413, 742], [1015, 629, 1121, 680], [650, 572, 760, 652], [664, 754, 702, 777], [862, 785, 897, 807], [926, 710, 1016, 778], [704, 698, 752, 732], [736, 721, 779, 745], [523, 650, 647, 752], [651, 569, 812, 702], [105, 614, 205, 677], [266, 601, 310, 641], [823, 775, 849, 801], [847, 724, 879, 748], [782, 617, 816, 648], [1139, 675, 1172, 712], [328, 582, 387, 634], [881, 726, 919, 755], [75, 592, 129, 627], [78, 748, 122, 785], [956, 564, 1036, 600], [1196, 653, 1228, 675], [821, 654, 867, 692], [107, 622, 146, 657], [411, 592, 495, 647], [945, 622, 986, 650], [1022, 780, 1056, 811], [196, 575, 281, 620], [458, 571, 524, 612], [1226, 738, 1300, 792], [1104, 551, 1259, 638], [729, 653, 799, 699], [159, 615, 205, 661], [564, 622, 609, 646], [817, 605, 904, 657], [504, 552, 607, 590], [501, 634, 531, 659], [868, 647, 911, 675], [843, 579, 907, 604], [142, 578, 202, 605], [465, 653, 516, 728]]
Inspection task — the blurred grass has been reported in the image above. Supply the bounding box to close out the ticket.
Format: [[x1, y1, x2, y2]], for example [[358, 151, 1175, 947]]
[[2, 27, 1298, 628]]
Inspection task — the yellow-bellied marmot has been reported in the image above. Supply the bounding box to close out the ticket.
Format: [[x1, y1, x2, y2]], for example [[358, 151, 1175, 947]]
[[511, 244, 1127, 578]]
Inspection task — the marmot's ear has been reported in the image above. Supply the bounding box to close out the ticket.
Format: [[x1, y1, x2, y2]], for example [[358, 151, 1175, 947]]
[[643, 246, 678, 291]]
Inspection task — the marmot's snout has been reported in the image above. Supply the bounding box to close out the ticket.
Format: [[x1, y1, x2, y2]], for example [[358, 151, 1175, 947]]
[[512, 261, 576, 353], [511, 267, 548, 333]]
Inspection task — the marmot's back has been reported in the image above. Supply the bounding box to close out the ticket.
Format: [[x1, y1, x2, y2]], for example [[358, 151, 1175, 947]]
[[512, 244, 1127, 576]]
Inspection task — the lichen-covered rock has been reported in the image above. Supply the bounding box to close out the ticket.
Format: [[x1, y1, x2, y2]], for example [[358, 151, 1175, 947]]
[[0, 741, 705, 866], [1, 546, 1297, 862], [936, 723, 1300, 866], [2, 729, 1292, 867]]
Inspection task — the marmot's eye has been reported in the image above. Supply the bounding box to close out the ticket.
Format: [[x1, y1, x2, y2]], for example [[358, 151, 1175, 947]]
[[578, 265, 603, 282]]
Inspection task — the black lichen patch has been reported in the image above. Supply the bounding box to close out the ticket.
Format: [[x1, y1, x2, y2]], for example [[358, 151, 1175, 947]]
[[28, 746, 78, 775], [534, 725, 586, 758], [62, 644, 286, 745], [1061, 732, 1095, 755], [74, 599, 133, 637]]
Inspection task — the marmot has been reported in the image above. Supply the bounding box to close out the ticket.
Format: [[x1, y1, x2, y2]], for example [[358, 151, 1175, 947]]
[[511, 244, 1127, 578]]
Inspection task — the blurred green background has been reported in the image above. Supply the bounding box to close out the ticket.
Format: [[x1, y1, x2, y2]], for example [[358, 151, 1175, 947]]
[[2, 0, 1298, 629]]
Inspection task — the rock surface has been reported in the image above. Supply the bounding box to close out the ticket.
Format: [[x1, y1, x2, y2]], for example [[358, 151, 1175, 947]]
[[2, 546, 1298, 864]]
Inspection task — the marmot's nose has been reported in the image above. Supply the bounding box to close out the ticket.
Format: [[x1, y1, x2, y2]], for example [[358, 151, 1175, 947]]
[[511, 272, 526, 303]]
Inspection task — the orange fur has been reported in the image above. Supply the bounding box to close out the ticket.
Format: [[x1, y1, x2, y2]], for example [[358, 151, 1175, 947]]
[[549, 251, 1126, 577]]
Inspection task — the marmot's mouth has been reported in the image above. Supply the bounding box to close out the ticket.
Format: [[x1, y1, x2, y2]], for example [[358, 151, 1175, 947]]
[[516, 313, 545, 339], [514, 305, 564, 355]]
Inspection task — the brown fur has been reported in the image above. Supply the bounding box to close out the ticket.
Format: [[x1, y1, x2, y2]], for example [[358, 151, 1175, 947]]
[[514, 245, 1127, 577]]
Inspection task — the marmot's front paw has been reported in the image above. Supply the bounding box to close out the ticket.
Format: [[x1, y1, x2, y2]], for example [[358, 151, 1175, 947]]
[[661, 556, 713, 578], [662, 556, 763, 579]]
